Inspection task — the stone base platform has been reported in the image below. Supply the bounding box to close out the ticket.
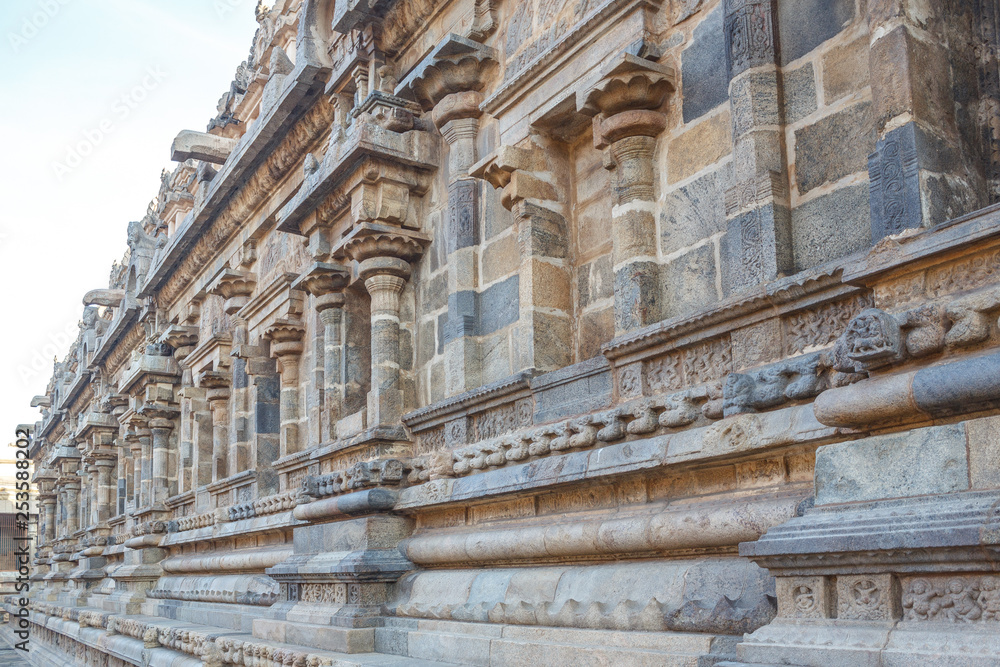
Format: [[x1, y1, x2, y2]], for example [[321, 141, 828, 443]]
[[7, 603, 743, 667]]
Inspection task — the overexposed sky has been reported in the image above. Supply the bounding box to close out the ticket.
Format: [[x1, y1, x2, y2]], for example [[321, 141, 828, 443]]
[[0, 1, 259, 438]]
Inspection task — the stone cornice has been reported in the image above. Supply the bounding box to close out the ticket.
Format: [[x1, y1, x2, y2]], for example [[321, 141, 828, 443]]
[[276, 116, 437, 237], [841, 200, 1000, 285], [402, 370, 537, 432], [236, 271, 305, 333], [183, 333, 233, 374], [143, 80, 335, 309], [602, 264, 861, 364]]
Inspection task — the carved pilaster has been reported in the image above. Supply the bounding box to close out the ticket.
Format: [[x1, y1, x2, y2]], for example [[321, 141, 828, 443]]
[[264, 320, 306, 456], [581, 52, 675, 332], [472, 144, 573, 373], [338, 231, 428, 429], [721, 0, 792, 293], [294, 263, 352, 442], [399, 34, 499, 396]]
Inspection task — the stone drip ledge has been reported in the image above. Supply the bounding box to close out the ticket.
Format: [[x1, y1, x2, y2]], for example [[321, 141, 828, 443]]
[[398, 403, 838, 510], [741, 487, 1000, 573]]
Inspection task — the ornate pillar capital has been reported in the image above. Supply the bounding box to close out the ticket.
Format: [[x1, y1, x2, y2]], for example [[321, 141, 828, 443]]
[[206, 268, 257, 315]]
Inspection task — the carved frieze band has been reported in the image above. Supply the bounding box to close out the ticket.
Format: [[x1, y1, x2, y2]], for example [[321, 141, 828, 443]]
[[776, 574, 1000, 623]]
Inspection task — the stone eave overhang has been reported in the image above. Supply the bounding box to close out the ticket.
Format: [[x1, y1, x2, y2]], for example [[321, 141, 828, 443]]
[[184, 333, 234, 373], [237, 271, 305, 331], [37, 410, 64, 441], [139, 51, 333, 301], [402, 370, 537, 433], [276, 117, 437, 236], [89, 304, 139, 369], [118, 355, 182, 394], [840, 200, 1000, 285], [601, 264, 861, 366], [57, 369, 92, 413], [74, 411, 119, 442], [51, 445, 81, 465]]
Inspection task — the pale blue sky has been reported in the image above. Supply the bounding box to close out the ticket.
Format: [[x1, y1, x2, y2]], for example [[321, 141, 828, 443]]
[[0, 1, 260, 436]]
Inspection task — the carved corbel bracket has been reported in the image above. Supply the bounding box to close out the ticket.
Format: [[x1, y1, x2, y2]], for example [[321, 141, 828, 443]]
[[292, 262, 352, 311], [197, 369, 232, 404], [336, 223, 430, 274], [159, 325, 199, 363], [470, 145, 557, 211], [397, 33, 498, 116], [264, 319, 307, 360], [578, 53, 676, 148], [206, 268, 257, 315]]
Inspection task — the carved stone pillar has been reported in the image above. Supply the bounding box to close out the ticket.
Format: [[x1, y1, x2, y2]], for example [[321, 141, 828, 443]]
[[295, 263, 351, 442], [147, 412, 176, 506], [199, 371, 232, 481], [94, 456, 116, 524], [581, 54, 675, 332], [399, 34, 498, 396], [340, 235, 428, 430], [265, 321, 306, 456], [82, 459, 98, 529], [40, 494, 56, 544], [161, 326, 199, 493], [136, 420, 152, 509], [722, 0, 793, 292], [63, 477, 80, 535], [123, 428, 140, 510]]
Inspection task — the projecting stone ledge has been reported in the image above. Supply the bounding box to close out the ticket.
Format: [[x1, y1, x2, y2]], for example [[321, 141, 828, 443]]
[[169, 130, 237, 164]]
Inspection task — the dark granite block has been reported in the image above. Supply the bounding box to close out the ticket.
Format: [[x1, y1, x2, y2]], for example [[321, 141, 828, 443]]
[[868, 122, 922, 241], [477, 275, 519, 336], [777, 0, 854, 65], [795, 100, 873, 194], [256, 403, 280, 434], [683, 6, 729, 123]]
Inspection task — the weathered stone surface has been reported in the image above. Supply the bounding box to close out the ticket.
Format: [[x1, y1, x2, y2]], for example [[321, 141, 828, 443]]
[[792, 183, 871, 270], [795, 101, 874, 194], [659, 243, 719, 320], [783, 62, 817, 125], [667, 110, 732, 183], [22, 2, 1000, 666], [660, 166, 728, 255], [814, 424, 969, 505], [823, 35, 870, 103]]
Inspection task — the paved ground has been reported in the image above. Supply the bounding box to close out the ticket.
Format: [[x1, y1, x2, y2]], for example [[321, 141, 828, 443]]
[[0, 627, 30, 666]]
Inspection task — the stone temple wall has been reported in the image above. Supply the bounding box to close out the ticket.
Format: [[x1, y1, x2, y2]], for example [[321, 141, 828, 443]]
[[13, 0, 1000, 665]]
